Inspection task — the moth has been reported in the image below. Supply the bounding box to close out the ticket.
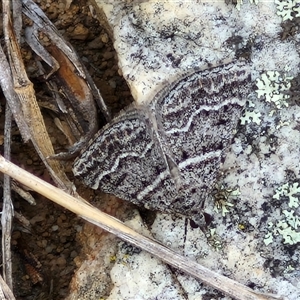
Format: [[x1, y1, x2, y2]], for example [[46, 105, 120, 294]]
[[73, 60, 251, 225]]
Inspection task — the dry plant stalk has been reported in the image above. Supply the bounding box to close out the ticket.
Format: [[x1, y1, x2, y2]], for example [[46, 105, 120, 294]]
[[1, 106, 13, 290], [2, 0, 72, 191], [1, 0, 111, 191], [0, 45, 30, 142], [0, 274, 15, 300], [22, 0, 111, 154], [0, 155, 286, 300]]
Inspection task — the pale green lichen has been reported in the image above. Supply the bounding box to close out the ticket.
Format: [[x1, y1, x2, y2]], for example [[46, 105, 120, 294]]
[[273, 182, 300, 208], [264, 218, 300, 245], [275, 213, 300, 245], [256, 71, 293, 109], [275, 0, 300, 21], [282, 209, 300, 228], [284, 264, 295, 272], [264, 182, 300, 245], [240, 110, 262, 125], [214, 200, 234, 216]]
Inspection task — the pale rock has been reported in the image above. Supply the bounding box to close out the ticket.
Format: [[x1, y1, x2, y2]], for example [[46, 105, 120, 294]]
[[72, 1, 300, 299]]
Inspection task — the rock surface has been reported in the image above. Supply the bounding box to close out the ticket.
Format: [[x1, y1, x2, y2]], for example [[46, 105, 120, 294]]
[[69, 1, 300, 299]]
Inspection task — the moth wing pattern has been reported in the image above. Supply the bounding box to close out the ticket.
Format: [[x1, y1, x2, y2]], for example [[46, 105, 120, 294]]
[[73, 60, 251, 220], [73, 106, 179, 211], [151, 60, 251, 206]]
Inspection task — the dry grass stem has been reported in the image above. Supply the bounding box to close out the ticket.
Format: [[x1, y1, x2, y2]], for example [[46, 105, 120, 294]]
[[1, 106, 13, 290], [0, 155, 285, 300], [2, 0, 73, 191], [0, 274, 16, 300]]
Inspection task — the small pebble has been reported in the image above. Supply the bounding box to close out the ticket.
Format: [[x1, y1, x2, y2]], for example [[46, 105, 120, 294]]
[[46, 245, 55, 253], [60, 236, 67, 243], [57, 245, 64, 253], [108, 79, 116, 89], [73, 256, 81, 267], [52, 225, 59, 231], [56, 256, 67, 267], [70, 250, 78, 258], [103, 51, 114, 60], [87, 36, 104, 49], [70, 23, 89, 40], [60, 214, 67, 221], [74, 225, 82, 232], [30, 215, 45, 225], [100, 33, 109, 43], [37, 239, 47, 248]]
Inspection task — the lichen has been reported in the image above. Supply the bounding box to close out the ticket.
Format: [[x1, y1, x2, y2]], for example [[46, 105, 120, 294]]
[[273, 182, 300, 208], [276, 120, 291, 129], [110, 255, 117, 263], [240, 110, 262, 125], [275, 211, 300, 245], [214, 199, 234, 216], [264, 182, 300, 245], [282, 209, 300, 228], [264, 218, 300, 246], [206, 228, 223, 250], [213, 187, 240, 217], [275, 0, 300, 21], [256, 70, 293, 109]]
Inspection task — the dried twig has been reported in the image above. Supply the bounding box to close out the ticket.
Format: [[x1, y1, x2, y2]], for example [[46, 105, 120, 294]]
[[2, 0, 111, 192], [0, 44, 30, 142], [22, 0, 111, 122], [0, 274, 15, 300], [12, 0, 22, 43], [0, 179, 36, 206], [22, 0, 111, 157], [14, 211, 32, 233], [2, 0, 73, 191], [0, 155, 286, 300], [1, 106, 13, 290]]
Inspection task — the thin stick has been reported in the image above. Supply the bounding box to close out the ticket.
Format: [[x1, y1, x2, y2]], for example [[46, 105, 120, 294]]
[[2, 0, 73, 191], [0, 274, 15, 300], [0, 155, 285, 300], [1, 107, 14, 290], [0, 45, 30, 142]]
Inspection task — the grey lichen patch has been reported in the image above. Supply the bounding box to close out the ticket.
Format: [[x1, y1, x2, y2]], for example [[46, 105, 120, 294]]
[[264, 182, 300, 246], [240, 110, 261, 125], [256, 70, 294, 109], [265, 211, 300, 245], [273, 182, 300, 208], [275, 0, 300, 21], [240, 99, 261, 126]]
